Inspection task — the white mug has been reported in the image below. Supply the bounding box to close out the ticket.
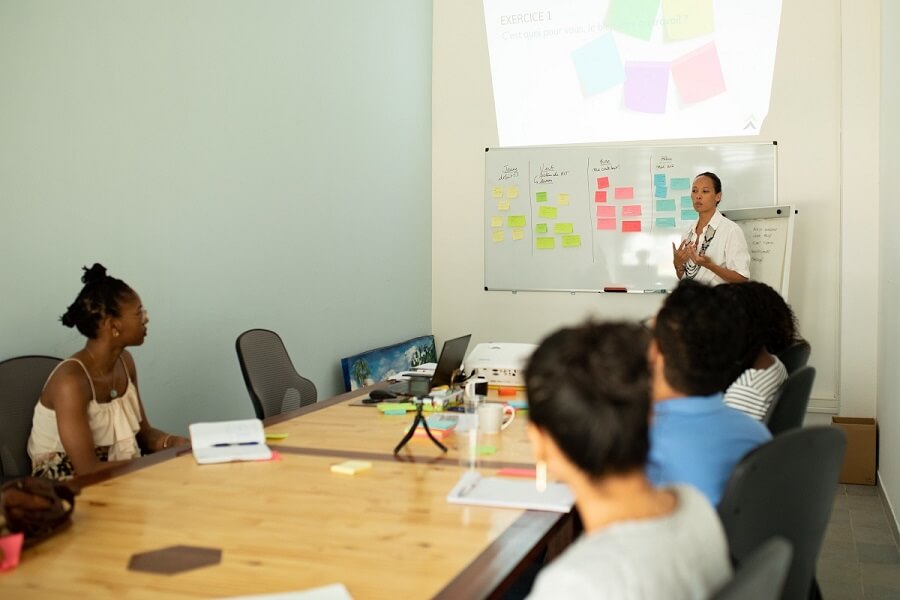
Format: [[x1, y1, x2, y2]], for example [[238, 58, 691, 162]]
[[477, 403, 515, 434]]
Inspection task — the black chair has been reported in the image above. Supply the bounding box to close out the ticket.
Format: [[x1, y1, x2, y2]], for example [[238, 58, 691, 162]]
[[236, 329, 317, 420], [777, 341, 811, 375], [717, 427, 846, 600], [710, 537, 793, 600], [0, 355, 62, 482], [764, 366, 816, 435]]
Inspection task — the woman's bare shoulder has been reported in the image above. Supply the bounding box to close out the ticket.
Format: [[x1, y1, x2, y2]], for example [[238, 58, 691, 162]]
[[41, 359, 92, 410]]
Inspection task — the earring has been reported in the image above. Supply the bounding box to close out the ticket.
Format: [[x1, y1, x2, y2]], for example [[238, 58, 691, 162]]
[[113, 329, 120, 338], [535, 461, 547, 493]]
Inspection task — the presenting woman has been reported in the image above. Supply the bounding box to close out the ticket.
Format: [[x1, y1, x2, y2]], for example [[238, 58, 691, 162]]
[[672, 172, 750, 284], [28, 264, 189, 480]]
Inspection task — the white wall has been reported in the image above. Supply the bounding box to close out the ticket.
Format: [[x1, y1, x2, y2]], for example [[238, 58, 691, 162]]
[[0, 1, 434, 433], [433, 0, 878, 419]]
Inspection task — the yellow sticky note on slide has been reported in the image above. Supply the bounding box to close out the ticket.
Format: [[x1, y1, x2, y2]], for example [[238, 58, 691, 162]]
[[331, 460, 372, 475], [492, 186, 503, 198], [498, 200, 510, 211], [562, 234, 582, 248], [553, 223, 573, 234], [558, 193, 570, 205], [492, 230, 505, 243], [507, 215, 526, 228], [491, 216, 503, 228], [538, 206, 557, 219], [507, 186, 519, 198], [511, 228, 524, 240], [536, 237, 555, 250]]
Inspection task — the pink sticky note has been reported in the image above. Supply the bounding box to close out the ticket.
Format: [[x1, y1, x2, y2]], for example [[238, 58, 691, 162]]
[[624, 62, 669, 113], [671, 41, 726, 104], [0, 532, 24, 572], [614, 187, 634, 200], [622, 205, 642, 217], [597, 218, 617, 231], [622, 220, 642, 233], [596, 176, 610, 189], [597, 205, 616, 218], [595, 190, 608, 203]]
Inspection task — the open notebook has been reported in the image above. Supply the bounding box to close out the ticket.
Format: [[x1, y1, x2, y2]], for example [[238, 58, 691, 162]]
[[189, 419, 273, 464], [447, 470, 574, 513]]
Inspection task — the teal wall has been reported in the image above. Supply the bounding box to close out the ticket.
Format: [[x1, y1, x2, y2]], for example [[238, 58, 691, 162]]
[[0, 1, 433, 433]]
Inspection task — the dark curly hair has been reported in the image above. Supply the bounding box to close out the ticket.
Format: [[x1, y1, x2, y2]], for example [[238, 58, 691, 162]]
[[654, 280, 754, 395], [60, 263, 134, 339], [720, 281, 801, 356], [526, 321, 651, 480]]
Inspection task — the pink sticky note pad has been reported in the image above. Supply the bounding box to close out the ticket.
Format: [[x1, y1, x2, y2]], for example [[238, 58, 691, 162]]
[[622, 205, 642, 217], [595, 190, 607, 203], [671, 41, 726, 104], [624, 61, 669, 113], [614, 187, 634, 200], [597, 205, 616, 218], [265, 451, 282, 462], [497, 468, 536, 479], [622, 220, 642, 233], [0, 532, 24, 572], [596, 176, 610, 189], [597, 218, 617, 231]]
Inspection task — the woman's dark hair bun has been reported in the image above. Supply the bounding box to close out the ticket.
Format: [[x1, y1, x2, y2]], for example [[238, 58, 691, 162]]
[[81, 263, 108, 285]]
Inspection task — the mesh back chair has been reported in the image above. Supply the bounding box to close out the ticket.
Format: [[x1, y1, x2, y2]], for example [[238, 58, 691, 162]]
[[777, 341, 811, 375], [236, 329, 317, 420], [710, 537, 793, 600], [0, 355, 62, 482], [718, 427, 846, 600], [764, 366, 816, 436]]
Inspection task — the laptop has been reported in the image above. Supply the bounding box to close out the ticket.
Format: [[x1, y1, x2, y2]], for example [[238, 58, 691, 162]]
[[386, 334, 472, 394]]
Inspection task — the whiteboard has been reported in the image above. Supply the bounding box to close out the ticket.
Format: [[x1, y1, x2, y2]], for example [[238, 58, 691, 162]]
[[720, 206, 796, 299], [484, 142, 778, 292]]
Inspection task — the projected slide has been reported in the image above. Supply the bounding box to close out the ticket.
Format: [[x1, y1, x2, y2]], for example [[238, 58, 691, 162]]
[[482, 0, 782, 146]]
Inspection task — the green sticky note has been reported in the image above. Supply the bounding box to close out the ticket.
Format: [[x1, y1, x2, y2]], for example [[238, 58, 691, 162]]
[[681, 209, 699, 221], [507, 215, 526, 228], [538, 206, 557, 219], [656, 217, 677, 229], [561, 235, 582, 248], [681, 196, 693, 209], [535, 223, 548, 234], [536, 237, 555, 250], [656, 199, 676, 212], [553, 222, 574, 234], [608, 0, 661, 41], [478, 445, 497, 456], [535, 191, 548, 203]]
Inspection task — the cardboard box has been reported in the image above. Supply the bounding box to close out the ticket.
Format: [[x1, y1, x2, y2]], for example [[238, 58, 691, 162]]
[[832, 417, 877, 485]]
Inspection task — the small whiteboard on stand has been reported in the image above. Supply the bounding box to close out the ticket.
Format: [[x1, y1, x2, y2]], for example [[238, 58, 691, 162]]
[[720, 206, 796, 299]]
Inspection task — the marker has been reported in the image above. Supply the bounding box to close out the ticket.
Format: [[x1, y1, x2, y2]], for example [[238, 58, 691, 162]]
[[642, 289, 667, 294], [212, 441, 259, 447], [603, 286, 627, 293]]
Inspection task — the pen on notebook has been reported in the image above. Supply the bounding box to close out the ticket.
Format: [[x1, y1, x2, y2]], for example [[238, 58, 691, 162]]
[[212, 441, 260, 447]]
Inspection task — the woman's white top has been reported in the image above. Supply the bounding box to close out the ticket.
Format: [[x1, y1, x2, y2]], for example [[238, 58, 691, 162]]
[[681, 210, 751, 285], [724, 356, 789, 420]]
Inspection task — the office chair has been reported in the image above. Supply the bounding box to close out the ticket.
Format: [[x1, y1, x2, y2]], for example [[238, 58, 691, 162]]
[[717, 427, 846, 600], [764, 366, 816, 435], [710, 537, 793, 600], [776, 341, 811, 375], [236, 329, 317, 420], [0, 355, 62, 482]]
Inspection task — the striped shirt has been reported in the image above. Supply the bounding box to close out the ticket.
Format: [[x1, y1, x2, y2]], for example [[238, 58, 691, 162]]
[[724, 357, 788, 420]]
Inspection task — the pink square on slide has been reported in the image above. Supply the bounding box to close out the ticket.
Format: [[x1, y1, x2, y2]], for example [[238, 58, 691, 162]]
[[595, 190, 608, 203], [597, 205, 616, 218], [622, 220, 642, 233], [622, 205, 642, 217], [614, 187, 634, 200], [597, 177, 610, 189], [597, 218, 617, 231], [671, 41, 726, 104]]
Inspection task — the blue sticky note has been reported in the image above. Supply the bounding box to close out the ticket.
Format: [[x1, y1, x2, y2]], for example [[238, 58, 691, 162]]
[[671, 177, 691, 190], [681, 196, 693, 208], [654, 174, 667, 187], [681, 209, 699, 221], [656, 217, 677, 229], [572, 33, 625, 96], [655, 185, 669, 198], [656, 199, 676, 212]]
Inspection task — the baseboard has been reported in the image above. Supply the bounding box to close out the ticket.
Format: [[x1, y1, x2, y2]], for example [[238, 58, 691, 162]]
[[878, 472, 900, 547]]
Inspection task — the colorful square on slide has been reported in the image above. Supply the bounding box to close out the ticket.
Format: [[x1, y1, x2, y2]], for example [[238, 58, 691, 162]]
[[536, 237, 555, 250], [597, 176, 610, 189], [595, 190, 608, 203], [558, 193, 570, 205], [614, 187, 634, 200], [656, 199, 677, 212], [655, 185, 669, 198], [597, 205, 616, 218], [622, 220, 642, 233], [607, 0, 661, 41], [572, 33, 625, 96], [654, 173, 667, 187], [671, 41, 726, 104], [597, 218, 617, 231], [671, 177, 691, 190], [535, 223, 548, 234], [624, 62, 669, 113], [622, 205, 642, 217], [662, 0, 714, 41], [656, 217, 678, 228]]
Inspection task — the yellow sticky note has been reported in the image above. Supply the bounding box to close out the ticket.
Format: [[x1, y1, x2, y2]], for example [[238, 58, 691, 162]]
[[562, 234, 582, 248], [512, 228, 524, 240], [492, 229, 505, 243], [491, 186, 503, 198], [538, 206, 557, 219], [536, 237, 555, 250], [507, 215, 526, 228], [491, 216, 503, 228], [265, 432, 288, 441], [331, 460, 372, 475], [536, 191, 548, 203], [535, 223, 548, 234], [507, 186, 519, 199], [498, 200, 510, 211], [553, 223, 574, 234], [558, 193, 570, 205], [662, 0, 713, 41]]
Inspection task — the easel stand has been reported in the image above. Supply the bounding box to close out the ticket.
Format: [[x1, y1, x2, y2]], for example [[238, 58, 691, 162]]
[[394, 397, 447, 454]]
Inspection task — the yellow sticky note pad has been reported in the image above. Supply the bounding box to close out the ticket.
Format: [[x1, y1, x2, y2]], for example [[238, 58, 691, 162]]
[[562, 234, 582, 248], [331, 460, 372, 475], [498, 200, 510, 211], [507, 215, 526, 228], [511, 228, 524, 240], [538, 206, 557, 219], [536, 237, 555, 250], [507, 186, 519, 199], [265, 432, 288, 441], [535, 223, 548, 234], [554, 223, 574, 234], [492, 230, 505, 243], [491, 216, 503, 228], [491, 186, 503, 198], [558, 193, 570, 205]]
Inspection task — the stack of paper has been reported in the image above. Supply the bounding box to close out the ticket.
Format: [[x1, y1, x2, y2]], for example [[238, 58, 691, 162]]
[[446, 471, 574, 513], [189, 419, 273, 465]]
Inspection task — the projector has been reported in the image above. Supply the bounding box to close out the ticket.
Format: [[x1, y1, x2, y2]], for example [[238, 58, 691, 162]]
[[465, 342, 537, 388]]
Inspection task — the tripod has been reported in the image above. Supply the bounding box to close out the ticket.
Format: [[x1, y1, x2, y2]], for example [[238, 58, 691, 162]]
[[393, 396, 447, 454]]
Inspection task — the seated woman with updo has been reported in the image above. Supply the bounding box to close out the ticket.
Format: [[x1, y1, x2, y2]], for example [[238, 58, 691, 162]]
[[28, 264, 189, 480]]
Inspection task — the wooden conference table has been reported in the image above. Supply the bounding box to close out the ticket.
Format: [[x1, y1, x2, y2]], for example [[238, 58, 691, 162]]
[[3, 388, 574, 599]]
